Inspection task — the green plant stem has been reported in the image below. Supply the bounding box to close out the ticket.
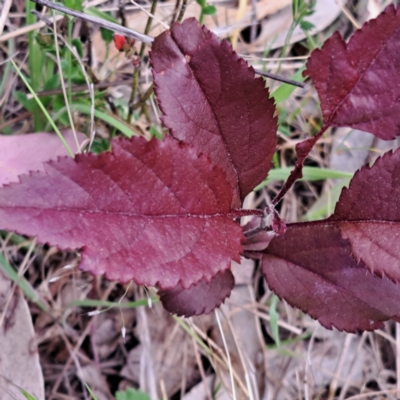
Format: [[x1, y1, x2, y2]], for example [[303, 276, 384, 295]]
[[11, 59, 74, 157], [0, 253, 49, 313], [85, 384, 99, 400], [173, 316, 213, 355], [51, 10, 79, 151], [51, 103, 139, 138], [26, 0, 44, 131], [255, 166, 353, 190], [127, 0, 158, 122], [67, 17, 73, 105], [26, 0, 36, 79], [62, 297, 157, 328], [65, 298, 157, 309], [304, 29, 317, 49], [273, 22, 296, 81]]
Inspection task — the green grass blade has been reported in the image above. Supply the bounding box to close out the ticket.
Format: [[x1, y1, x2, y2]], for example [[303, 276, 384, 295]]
[[0, 254, 49, 313], [0, 374, 40, 400], [25, 0, 45, 131], [266, 332, 312, 350], [10, 60, 74, 157], [85, 7, 119, 23], [85, 384, 99, 400], [302, 178, 351, 221], [173, 315, 213, 356], [72, 104, 137, 138], [115, 387, 151, 400], [66, 298, 157, 309], [254, 166, 354, 190], [19, 389, 39, 400], [269, 295, 281, 347], [271, 66, 305, 104], [62, 297, 157, 327]]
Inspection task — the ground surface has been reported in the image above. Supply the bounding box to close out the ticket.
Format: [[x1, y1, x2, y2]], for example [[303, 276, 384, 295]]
[[0, 0, 399, 399]]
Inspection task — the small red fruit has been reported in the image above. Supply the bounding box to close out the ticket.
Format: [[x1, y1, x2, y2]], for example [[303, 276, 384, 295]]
[[113, 34, 127, 52]]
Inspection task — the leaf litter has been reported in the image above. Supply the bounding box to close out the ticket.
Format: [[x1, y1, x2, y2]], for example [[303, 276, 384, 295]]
[[2, 0, 400, 400]]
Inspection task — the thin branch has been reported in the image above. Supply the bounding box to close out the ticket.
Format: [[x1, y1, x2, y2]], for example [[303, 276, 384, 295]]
[[132, 83, 154, 110], [254, 68, 305, 88], [127, 0, 158, 122], [170, 0, 181, 24], [30, 0, 154, 43], [0, 0, 13, 36], [176, 0, 188, 23], [27, 1, 304, 90]]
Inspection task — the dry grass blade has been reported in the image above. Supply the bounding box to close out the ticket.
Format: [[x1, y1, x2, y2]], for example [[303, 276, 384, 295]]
[[2, 1, 400, 399]]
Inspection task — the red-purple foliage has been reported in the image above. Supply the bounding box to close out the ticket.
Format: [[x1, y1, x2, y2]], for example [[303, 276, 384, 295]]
[[151, 19, 277, 201], [259, 149, 400, 330], [329, 149, 400, 282], [303, 5, 400, 140], [260, 225, 400, 331], [159, 269, 235, 317], [3, 8, 400, 329], [0, 137, 243, 289]]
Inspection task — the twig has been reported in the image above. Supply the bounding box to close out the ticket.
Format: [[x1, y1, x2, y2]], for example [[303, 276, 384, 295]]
[[30, 0, 154, 43], [27, 0, 306, 106], [0, 111, 31, 132], [0, 0, 13, 36], [118, 0, 127, 27], [176, 0, 188, 23], [127, 0, 158, 122], [132, 83, 154, 110], [170, 0, 181, 24], [254, 68, 305, 88]]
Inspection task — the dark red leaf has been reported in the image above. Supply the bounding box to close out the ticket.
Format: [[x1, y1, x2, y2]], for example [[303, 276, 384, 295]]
[[304, 5, 400, 139], [0, 130, 84, 186], [258, 149, 400, 330], [158, 269, 234, 316], [0, 137, 243, 289], [151, 18, 278, 201], [261, 225, 400, 332], [328, 149, 400, 282]]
